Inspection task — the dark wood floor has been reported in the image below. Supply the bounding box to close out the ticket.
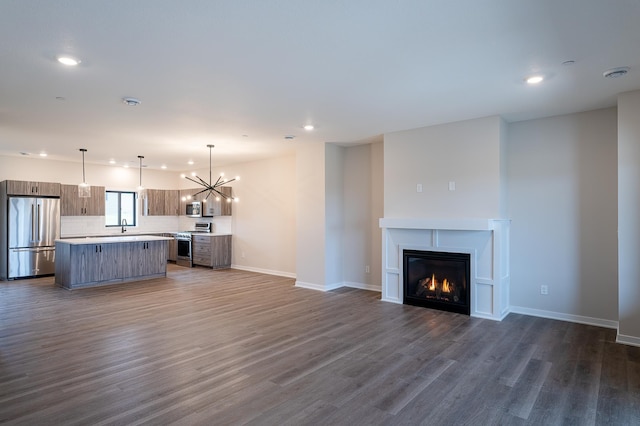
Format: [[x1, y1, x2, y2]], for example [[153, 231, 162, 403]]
[[1, 265, 638, 425]]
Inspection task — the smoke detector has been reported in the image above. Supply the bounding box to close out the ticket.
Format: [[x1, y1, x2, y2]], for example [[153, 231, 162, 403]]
[[122, 97, 141, 106], [603, 67, 630, 78]]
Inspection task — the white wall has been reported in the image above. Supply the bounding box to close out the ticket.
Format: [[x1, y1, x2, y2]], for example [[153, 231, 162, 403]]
[[217, 154, 297, 277], [383, 116, 504, 219], [342, 142, 383, 290], [618, 90, 640, 344], [295, 143, 327, 288], [325, 144, 345, 288], [507, 108, 618, 323]]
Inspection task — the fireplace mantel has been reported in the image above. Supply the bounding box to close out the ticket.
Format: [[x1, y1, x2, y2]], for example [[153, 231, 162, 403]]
[[379, 217, 511, 321], [379, 217, 508, 231]]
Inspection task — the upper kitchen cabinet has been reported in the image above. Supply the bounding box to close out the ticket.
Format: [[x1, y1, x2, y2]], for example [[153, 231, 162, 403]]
[[60, 184, 105, 216], [142, 189, 164, 216], [5, 180, 60, 197], [202, 186, 233, 217], [142, 189, 180, 216], [164, 190, 180, 216]]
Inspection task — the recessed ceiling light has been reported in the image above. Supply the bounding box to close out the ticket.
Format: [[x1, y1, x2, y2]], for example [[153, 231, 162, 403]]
[[526, 75, 544, 84], [109, 159, 116, 164], [603, 66, 630, 78], [39, 152, 47, 157], [188, 160, 194, 165], [123, 164, 129, 168], [304, 124, 314, 131], [161, 165, 167, 169], [57, 56, 80, 66]]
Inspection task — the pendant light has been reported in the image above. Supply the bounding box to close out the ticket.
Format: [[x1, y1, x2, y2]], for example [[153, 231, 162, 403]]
[[137, 155, 144, 197], [78, 148, 91, 198], [183, 145, 239, 203]]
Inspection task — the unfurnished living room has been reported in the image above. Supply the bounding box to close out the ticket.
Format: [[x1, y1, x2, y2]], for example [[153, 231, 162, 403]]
[[1, 1, 640, 425]]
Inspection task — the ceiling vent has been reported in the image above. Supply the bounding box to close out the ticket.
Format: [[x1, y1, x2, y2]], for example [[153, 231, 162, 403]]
[[603, 67, 630, 78], [122, 97, 141, 106]]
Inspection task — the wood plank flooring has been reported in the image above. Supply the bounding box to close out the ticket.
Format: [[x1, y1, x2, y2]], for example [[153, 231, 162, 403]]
[[1, 265, 639, 425]]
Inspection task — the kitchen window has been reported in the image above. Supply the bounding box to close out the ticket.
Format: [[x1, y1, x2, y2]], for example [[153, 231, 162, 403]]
[[105, 191, 137, 227]]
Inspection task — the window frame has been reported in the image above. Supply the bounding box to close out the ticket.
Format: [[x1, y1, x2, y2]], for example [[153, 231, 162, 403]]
[[105, 190, 137, 227]]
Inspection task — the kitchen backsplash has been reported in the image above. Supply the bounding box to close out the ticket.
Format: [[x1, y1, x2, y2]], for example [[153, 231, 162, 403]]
[[61, 215, 232, 237]]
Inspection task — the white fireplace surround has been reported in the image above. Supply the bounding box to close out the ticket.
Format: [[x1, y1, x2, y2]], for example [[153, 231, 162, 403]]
[[380, 218, 510, 321]]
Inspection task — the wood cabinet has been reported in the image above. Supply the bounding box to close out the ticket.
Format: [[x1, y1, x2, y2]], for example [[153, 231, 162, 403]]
[[122, 240, 167, 277], [192, 234, 232, 269], [55, 237, 169, 289], [201, 186, 233, 217], [60, 184, 105, 216], [5, 180, 60, 197], [142, 189, 180, 216], [60, 243, 123, 285], [164, 190, 180, 216], [165, 234, 177, 262], [142, 189, 164, 216]]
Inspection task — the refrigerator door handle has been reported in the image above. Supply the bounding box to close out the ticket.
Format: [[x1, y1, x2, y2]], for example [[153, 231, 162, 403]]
[[37, 203, 41, 242], [11, 247, 55, 252], [31, 204, 36, 242]]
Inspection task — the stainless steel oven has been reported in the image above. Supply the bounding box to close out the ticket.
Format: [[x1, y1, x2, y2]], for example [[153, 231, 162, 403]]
[[176, 232, 192, 267]]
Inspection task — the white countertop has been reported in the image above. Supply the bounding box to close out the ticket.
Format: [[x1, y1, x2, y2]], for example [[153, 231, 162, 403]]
[[57, 235, 173, 245], [190, 232, 232, 237]]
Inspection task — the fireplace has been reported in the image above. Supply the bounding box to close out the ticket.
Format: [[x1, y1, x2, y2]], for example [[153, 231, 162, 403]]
[[403, 249, 471, 315]]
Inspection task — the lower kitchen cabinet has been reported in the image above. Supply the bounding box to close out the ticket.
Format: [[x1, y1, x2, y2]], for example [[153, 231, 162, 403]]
[[165, 233, 177, 262], [55, 237, 170, 289], [192, 235, 231, 269]]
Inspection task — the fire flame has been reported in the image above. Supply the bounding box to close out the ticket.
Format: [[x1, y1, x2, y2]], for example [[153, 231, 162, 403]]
[[426, 273, 452, 293]]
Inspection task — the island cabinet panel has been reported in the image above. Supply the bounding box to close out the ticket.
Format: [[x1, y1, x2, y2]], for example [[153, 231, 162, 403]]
[[56, 243, 124, 286], [55, 238, 169, 289], [6, 180, 60, 197], [122, 240, 167, 277], [60, 185, 105, 216], [192, 235, 231, 269]]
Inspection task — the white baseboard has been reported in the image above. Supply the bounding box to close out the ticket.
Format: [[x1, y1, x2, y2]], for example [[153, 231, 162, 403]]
[[616, 333, 640, 347], [509, 305, 618, 329], [294, 280, 343, 292], [231, 264, 296, 279], [343, 281, 381, 292]]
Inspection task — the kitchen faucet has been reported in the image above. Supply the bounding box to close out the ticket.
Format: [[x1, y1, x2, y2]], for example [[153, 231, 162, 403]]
[[121, 218, 127, 233]]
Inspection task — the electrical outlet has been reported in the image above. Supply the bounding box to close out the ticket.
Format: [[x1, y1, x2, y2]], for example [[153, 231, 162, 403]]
[[365, 265, 370, 273], [540, 285, 548, 295]]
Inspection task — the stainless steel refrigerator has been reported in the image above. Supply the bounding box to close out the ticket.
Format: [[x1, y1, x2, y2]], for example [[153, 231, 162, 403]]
[[7, 197, 60, 278]]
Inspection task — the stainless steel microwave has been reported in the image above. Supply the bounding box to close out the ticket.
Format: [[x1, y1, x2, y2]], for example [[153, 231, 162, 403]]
[[186, 201, 201, 217]]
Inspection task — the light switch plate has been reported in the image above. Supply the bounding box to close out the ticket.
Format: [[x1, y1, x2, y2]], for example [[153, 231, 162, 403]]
[[416, 184, 423, 193], [448, 181, 456, 191]]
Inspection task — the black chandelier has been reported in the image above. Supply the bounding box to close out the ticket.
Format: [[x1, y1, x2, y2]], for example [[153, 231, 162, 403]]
[[184, 144, 238, 202]]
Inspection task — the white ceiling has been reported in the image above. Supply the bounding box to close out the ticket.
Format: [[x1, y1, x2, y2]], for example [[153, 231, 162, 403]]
[[1, 1, 640, 171]]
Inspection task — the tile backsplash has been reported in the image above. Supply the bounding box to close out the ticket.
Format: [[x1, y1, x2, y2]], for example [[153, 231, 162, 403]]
[[61, 215, 231, 237]]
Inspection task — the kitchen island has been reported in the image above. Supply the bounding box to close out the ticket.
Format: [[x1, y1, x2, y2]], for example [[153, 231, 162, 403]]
[[55, 235, 172, 289]]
